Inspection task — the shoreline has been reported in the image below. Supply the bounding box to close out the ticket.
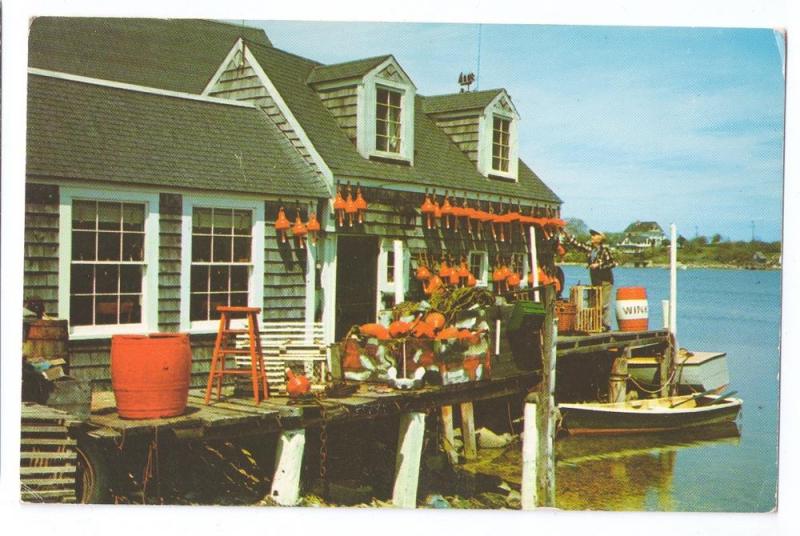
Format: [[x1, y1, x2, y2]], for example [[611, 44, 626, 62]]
[[559, 261, 781, 271]]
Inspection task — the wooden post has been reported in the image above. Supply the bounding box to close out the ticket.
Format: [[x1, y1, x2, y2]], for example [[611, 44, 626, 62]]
[[392, 412, 426, 508], [660, 342, 674, 397], [521, 399, 538, 510], [609, 348, 630, 403], [270, 429, 306, 506], [459, 402, 477, 460], [439, 406, 458, 464], [536, 284, 557, 506]]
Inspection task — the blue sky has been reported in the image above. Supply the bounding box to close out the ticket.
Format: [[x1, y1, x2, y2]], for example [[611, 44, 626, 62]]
[[252, 21, 785, 242]]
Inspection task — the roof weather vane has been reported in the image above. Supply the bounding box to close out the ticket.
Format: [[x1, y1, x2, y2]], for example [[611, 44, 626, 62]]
[[458, 72, 476, 93]]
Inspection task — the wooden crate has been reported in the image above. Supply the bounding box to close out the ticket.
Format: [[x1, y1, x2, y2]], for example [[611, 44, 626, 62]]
[[235, 322, 328, 395], [569, 285, 604, 333], [20, 403, 78, 503]]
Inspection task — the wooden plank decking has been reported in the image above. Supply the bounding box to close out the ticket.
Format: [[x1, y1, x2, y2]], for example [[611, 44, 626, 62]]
[[82, 371, 537, 441]]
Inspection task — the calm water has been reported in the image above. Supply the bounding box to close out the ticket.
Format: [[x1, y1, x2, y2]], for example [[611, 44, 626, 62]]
[[554, 265, 781, 512]]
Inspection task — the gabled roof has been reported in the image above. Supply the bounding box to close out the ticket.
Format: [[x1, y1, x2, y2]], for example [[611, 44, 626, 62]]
[[307, 55, 392, 85], [28, 18, 271, 93], [26, 74, 328, 198], [246, 41, 560, 204], [624, 221, 665, 234], [422, 89, 505, 115]]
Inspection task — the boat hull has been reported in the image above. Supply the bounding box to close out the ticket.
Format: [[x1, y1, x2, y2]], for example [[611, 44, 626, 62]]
[[559, 395, 742, 435]]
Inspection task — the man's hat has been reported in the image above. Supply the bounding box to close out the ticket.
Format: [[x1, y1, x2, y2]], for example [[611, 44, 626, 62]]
[[589, 229, 605, 239]]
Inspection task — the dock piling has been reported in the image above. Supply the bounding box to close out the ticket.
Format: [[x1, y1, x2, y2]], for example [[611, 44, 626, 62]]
[[392, 411, 426, 508], [270, 429, 306, 506], [609, 348, 631, 403], [439, 406, 458, 464], [459, 402, 477, 460]]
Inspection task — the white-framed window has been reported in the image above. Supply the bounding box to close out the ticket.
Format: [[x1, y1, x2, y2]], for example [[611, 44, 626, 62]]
[[377, 239, 409, 318], [492, 116, 511, 173], [468, 251, 489, 287], [355, 59, 416, 163], [180, 196, 264, 332], [376, 87, 402, 154], [58, 188, 159, 338]]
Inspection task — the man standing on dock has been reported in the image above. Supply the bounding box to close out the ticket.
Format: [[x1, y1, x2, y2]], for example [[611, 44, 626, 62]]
[[562, 229, 618, 331]]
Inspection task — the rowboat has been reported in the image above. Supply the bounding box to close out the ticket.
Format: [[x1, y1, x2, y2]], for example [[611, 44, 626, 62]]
[[627, 350, 730, 395], [558, 392, 742, 436]]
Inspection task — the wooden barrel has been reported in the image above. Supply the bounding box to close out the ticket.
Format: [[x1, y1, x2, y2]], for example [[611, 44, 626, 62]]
[[615, 287, 649, 331], [111, 333, 192, 419], [23, 319, 69, 361]]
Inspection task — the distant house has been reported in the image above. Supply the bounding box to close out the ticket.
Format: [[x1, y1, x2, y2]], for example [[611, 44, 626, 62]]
[[617, 221, 666, 252]]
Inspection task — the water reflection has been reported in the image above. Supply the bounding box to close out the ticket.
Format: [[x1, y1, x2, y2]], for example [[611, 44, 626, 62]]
[[555, 423, 741, 511]]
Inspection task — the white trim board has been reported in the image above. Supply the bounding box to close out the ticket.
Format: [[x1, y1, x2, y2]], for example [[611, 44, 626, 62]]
[[28, 68, 256, 109], [179, 194, 265, 334], [58, 187, 160, 340]]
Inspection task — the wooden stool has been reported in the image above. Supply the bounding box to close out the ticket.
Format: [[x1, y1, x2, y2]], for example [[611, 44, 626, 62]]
[[204, 306, 269, 405]]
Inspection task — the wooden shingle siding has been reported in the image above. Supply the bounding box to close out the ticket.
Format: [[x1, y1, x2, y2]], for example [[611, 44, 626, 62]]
[[24, 184, 60, 317], [158, 193, 182, 332], [430, 112, 482, 164], [263, 201, 308, 322], [207, 51, 327, 183], [317, 85, 358, 143]]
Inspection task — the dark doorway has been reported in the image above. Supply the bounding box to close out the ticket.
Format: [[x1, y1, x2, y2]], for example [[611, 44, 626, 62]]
[[335, 236, 379, 340]]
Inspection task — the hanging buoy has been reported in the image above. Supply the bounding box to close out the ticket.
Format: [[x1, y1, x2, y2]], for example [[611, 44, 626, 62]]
[[424, 275, 443, 296], [441, 195, 453, 230], [333, 186, 346, 227], [433, 196, 442, 229], [306, 210, 321, 245], [421, 193, 435, 230], [292, 211, 307, 249], [345, 186, 357, 227], [274, 206, 290, 243], [355, 186, 367, 224]]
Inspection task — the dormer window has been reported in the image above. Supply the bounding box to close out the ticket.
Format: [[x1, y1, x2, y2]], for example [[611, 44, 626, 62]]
[[376, 87, 402, 153], [492, 116, 511, 173]]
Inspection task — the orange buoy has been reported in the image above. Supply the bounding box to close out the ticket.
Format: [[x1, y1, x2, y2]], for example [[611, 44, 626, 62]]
[[292, 213, 307, 249], [354, 186, 368, 224], [306, 212, 321, 244], [344, 187, 357, 227], [333, 187, 346, 227], [421, 194, 435, 229], [111, 333, 192, 419], [415, 265, 432, 281], [274, 206, 290, 243], [616, 287, 649, 331]]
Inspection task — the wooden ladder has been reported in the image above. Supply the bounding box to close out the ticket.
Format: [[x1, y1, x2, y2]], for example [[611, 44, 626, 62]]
[[204, 306, 269, 405]]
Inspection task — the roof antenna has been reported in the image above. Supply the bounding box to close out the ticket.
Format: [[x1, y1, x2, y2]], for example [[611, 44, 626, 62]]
[[476, 24, 482, 91]]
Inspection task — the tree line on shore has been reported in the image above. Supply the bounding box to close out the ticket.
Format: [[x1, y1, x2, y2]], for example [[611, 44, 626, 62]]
[[562, 218, 781, 268]]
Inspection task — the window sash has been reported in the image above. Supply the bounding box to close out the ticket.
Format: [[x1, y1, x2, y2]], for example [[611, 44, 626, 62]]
[[189, 206, 255, 322], [376, 88, 402, 153], [492, 117, 511, 172], [68, 200, 147, 328]]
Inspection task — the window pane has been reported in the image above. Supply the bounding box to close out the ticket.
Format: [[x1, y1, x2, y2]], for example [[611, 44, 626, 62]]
[[97, 202, 122, 231], [376, 118, 388, 137], [98, 232, 121, 261], [122, 233, 144, 261], [389, 91, 401, 107], [193, 207, 212, 234], [376, 136, 388, 152], [71, 264, 94, 294], [95, 296, 118, 325], [213, 236, 232, 262], [119, 295, 141, 324], [492, 157, 500, 170], [233, 210, 252, 236], [72, 201, 96, 229], [230, 266, 248, 291], [233, 237, 251, 262], [213, 209, 233, 235], [192, 235, 211, 262], [70, 295, 93, 326], [210, 266, 229, 292], [209, 297, 226, 320], [191, 265, 209, 293], [190, 293, 209, 322], [72, 231, 96, 261], [122, 204, 145, 231], [120, 265, 142, 293], [230, 292, 248, 308], [95, 265, 119, 294], [493, 129, 502, 143]]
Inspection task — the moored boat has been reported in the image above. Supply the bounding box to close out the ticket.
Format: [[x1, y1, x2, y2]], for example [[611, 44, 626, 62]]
[[628, 350, 730, 395], [558, 393, 742, 436]]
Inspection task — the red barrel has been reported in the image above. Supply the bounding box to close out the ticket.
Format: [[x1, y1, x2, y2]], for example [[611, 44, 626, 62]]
[[615, 287, 649, 331], [111, 333, 192, 419]]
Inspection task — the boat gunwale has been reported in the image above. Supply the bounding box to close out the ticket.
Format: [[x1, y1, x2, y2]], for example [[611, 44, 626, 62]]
[[558, 396, 743, 416]]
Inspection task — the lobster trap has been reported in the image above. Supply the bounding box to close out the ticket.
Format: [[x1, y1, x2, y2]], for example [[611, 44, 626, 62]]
[[569, 285, 604, 333]]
